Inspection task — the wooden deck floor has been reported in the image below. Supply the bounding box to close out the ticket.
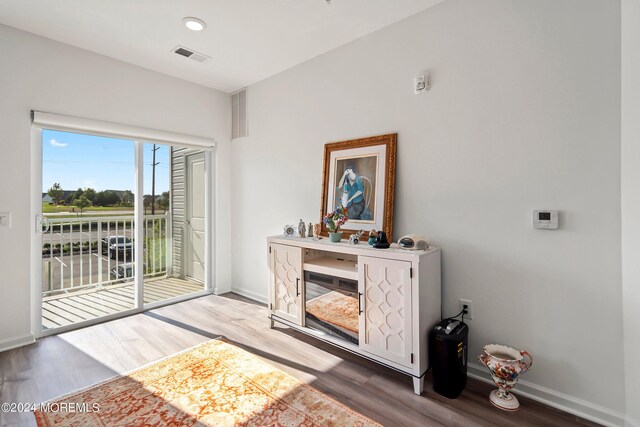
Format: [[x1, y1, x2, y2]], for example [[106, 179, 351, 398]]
[[42, 277, 203, 330]]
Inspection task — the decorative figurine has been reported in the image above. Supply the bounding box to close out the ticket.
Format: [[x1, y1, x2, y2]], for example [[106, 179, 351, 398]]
[[349, 230, 364, 245], [298, 219, 306, 238], [368, 229, 378, 245], [478, 344, 533, 411], [314, 223, 322, 239], [308, 223, 313, 237], [373, 231, 390, 248]]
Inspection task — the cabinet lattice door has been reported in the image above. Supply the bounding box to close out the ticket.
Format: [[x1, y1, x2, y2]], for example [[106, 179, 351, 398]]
[[358, 256, 412, 366], [269, 243, 303, 325]]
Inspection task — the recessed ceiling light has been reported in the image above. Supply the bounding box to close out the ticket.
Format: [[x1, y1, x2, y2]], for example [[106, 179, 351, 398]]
[[182, 17, 207, 32]]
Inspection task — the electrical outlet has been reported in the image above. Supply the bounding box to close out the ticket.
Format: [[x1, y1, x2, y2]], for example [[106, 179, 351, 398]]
[[459, 298, 473, 320]]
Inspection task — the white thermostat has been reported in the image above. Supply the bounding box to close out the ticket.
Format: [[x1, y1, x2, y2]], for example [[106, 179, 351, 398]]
[[533, 210, 558, 229]]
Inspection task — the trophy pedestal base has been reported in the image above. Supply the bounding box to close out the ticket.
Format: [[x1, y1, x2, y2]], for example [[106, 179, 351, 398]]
[[489, 389, 520, 411]]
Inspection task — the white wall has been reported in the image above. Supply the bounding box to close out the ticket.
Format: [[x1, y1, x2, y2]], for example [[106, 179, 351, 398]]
[[0, 24, 231, 349], [622, 0, 640, 426], [231, 0, 626, 422]]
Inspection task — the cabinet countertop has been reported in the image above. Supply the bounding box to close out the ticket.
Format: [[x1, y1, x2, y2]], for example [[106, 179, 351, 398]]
[[268, 235, 439, 261]]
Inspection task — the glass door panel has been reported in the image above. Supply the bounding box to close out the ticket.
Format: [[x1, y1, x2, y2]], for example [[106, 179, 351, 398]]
[[41, 130, 136, 331]]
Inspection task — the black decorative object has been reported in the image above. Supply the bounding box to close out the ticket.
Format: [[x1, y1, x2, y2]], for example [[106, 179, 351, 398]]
[[373, 231, 390, 249]]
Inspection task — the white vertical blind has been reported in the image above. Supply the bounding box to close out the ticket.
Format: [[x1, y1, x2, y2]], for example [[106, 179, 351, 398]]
[[31, 111, 215, 149]]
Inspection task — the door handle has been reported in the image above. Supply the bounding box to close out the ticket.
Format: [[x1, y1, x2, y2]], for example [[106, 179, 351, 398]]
[[358, 292, 363, 315], [36, 215, 50, 233], [296, 277, 300, 297]]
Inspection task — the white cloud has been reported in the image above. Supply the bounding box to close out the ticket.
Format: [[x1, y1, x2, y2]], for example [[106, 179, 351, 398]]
[[50, 139, 67, 147]]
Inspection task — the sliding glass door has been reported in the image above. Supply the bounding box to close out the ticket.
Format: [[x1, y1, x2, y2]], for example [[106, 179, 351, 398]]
[[37, 129, 210, 334]]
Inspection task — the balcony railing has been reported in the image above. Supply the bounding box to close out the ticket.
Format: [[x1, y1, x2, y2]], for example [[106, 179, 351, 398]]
[[41, 214, 170, 297]]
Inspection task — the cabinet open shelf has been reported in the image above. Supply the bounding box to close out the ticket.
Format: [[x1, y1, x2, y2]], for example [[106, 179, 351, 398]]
[[303, 256, 358, 280]]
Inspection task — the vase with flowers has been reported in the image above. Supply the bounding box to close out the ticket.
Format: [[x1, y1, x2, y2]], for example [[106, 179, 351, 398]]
[[324, 205, 349, 242]]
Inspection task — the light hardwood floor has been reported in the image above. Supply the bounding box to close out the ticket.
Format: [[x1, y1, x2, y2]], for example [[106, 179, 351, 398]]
[[0, 293, 597, 427]]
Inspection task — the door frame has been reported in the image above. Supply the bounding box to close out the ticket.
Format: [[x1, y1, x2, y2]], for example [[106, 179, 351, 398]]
[[31, 129, 215, 338], [30, 126, 44, 339]]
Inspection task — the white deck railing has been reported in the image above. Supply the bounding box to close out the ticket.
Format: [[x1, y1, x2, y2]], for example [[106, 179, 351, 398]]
[[41, 213, 170, 296]]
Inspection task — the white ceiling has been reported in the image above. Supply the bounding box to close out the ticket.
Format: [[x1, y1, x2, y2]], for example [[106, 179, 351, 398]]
[[0, 0, 444, 93]]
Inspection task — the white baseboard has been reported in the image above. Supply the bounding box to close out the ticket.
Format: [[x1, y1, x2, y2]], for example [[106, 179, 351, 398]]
[[230, 287, 267, 305], [626, 415, 640, 427], [468, 363, 626, 427], [213, 284, 232, 295], [0, 333, 36, 353]]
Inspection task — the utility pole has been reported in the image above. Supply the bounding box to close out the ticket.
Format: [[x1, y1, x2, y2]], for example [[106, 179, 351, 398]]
[[151, 144, 160, 215]]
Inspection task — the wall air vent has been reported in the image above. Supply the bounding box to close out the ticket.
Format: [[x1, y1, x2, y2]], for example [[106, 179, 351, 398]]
[[172, 46, 211, 63]]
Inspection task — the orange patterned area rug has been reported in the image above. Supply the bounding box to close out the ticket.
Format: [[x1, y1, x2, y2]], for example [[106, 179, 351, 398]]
[[34, 339, 380, 427]]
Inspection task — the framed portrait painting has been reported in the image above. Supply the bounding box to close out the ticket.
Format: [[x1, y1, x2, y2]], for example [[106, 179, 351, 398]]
[[320, 133, 397, 241]]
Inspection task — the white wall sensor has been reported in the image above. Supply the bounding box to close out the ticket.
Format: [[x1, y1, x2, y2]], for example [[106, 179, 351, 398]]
[[415, 73, 431, 94], [533, 210, 558, 229]]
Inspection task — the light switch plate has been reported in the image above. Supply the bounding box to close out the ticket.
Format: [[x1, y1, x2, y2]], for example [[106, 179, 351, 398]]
[[0, 212, 11, 228]]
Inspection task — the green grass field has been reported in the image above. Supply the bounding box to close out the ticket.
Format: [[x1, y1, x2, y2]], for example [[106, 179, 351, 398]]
[[42, 203, 134, 214]]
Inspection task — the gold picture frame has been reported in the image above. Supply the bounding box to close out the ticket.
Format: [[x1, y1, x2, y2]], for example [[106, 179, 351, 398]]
[[320, 133, 397, 241]]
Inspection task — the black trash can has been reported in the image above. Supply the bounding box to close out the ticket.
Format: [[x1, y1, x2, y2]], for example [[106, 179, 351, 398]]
[[430, 319, 469, 398]]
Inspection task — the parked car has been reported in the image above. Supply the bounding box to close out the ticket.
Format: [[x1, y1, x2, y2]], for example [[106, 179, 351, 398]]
[[110, 262, 134, 281], [101, 236, 134, 260]]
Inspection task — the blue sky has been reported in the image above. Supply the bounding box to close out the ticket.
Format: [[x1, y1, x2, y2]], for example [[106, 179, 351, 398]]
[[42, 129, 169, 195]]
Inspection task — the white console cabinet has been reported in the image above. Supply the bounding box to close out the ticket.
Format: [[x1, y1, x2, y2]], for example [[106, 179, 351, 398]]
[[267, 236, 441, 394]]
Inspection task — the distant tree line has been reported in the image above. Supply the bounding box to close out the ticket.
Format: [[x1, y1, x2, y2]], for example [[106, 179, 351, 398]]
[[144, 193, 169, 214], [47, 183, 169, 215]]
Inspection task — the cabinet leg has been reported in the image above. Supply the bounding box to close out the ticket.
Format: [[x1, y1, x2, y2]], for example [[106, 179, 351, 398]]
[[413, 376, 425, 395], [269, 317, 275, 329]]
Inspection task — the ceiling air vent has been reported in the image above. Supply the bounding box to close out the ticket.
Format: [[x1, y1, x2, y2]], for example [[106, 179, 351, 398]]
[[172, 46, 210, 63]]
